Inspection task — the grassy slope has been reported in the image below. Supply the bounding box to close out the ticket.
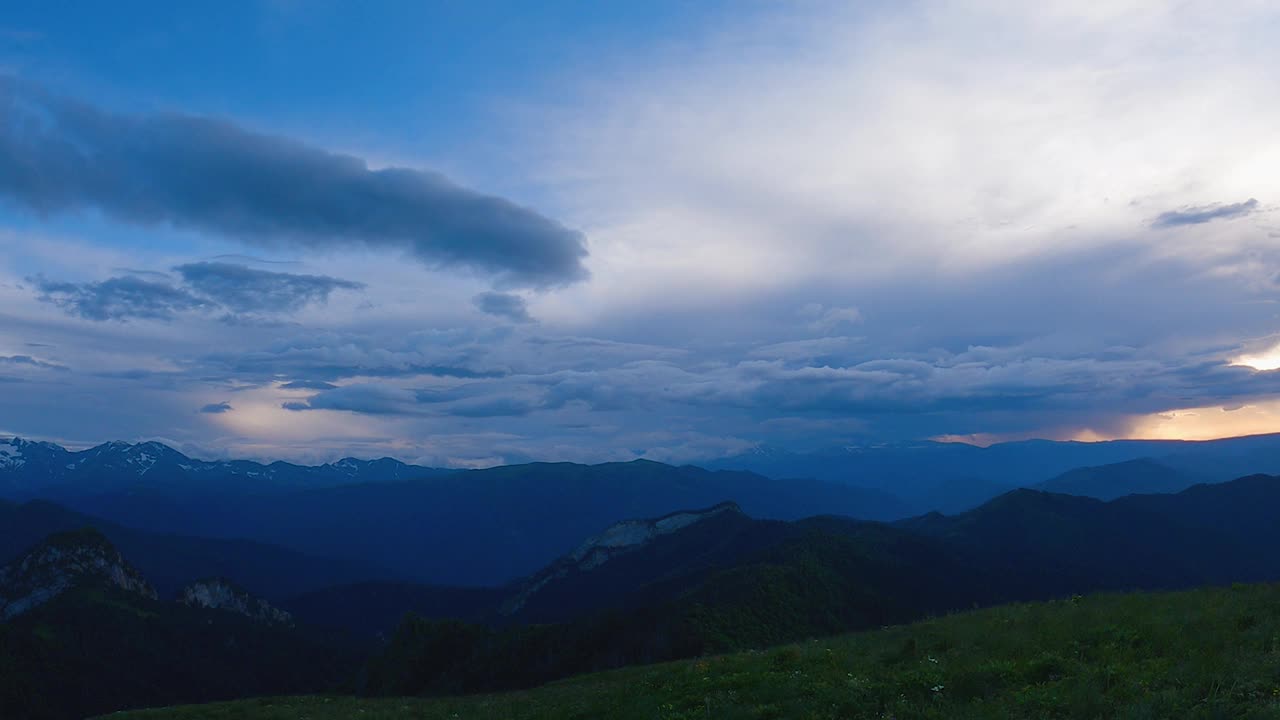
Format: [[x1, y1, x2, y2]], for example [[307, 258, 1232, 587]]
[[104, 583, 1280, 720]]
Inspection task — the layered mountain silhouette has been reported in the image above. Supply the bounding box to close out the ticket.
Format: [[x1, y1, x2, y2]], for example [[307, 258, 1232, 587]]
[[364, 472, 1280, 694], [11, 435, 1278, 587], [0, 531, 362, 720], [1035, 458, 1196, 499], [8, 471, 1280, 716], [1, 439, 908, 585], [0, 498, 393, 600], [706, 433, 1280, 512]]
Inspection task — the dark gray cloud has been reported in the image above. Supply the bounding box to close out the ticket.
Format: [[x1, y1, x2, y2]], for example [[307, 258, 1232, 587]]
[[0, 80, 588, 287], [282, 384, 419, 415], [32, 275, 212, 321], [473, 291, 534, 323], [278, 380, 338, 390], [284, 380, 548, 418], [31, 263, 362, 321], [199, 401, 233, 414], [1152, 198, 1259, 228], [272, 331, 1280, 442], [175, 262, 363, 314], [201, 331, 510, 383]]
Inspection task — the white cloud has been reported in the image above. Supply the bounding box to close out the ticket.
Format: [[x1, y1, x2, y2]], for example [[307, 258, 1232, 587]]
[[532, 0, 1279, 322]]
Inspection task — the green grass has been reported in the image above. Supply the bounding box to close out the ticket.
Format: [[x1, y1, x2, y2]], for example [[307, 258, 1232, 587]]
[[104, 583, 1280, 719]]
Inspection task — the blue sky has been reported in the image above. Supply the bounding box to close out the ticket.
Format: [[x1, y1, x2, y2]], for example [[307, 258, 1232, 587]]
[[3, 1, 1280, 465]]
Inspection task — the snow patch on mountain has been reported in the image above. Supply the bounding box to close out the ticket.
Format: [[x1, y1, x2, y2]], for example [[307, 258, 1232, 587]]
[[0, 445, 24, 470]]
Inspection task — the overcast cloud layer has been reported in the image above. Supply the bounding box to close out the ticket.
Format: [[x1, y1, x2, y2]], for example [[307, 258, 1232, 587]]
[[1, 1, 1280, 465]]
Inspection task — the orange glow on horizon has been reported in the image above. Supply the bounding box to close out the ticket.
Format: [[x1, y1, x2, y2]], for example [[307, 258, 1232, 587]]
[[936, 402, 1280, 447]]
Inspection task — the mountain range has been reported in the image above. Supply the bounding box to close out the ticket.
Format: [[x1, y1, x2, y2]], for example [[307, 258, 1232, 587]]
[[9, 469, 1280, 717], [0, 530, 362, 720], [364, 470, 1280, 695], [0, 437, 451, 499], [0, 498, 391, 600], [0, 438, 905, 585], [9, 434, 1280, 585], [705, 433, 1280, 512]]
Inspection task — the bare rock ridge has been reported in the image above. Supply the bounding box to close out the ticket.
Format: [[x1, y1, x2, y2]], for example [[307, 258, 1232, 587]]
[[180, 577, 295, 626], [0, 528, 156, 620], [502, 501, 744, 615], [568, 501, 745, 570]]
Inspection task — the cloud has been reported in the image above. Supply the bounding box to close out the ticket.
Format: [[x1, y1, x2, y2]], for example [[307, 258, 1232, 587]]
[[282, 383, 421, 415], [0, 79, 589, 287], [32, 274, 212, 321], [1152, 198, 1260, 228], [799, 303, 862, 333], [278, 380, 338, 390], [199, 401, 233, 414], [0, 354, 68, 371], [175, 262, 363, 314], [472, 291, 534, 323], [200, 330, 511, 383], [31, 263, 362, 321], [7, 3, 1280, 465]]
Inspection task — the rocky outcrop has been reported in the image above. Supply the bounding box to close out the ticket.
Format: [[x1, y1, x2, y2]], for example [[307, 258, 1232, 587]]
[[502, 502, 744, 615], [0, 528, 156, 620], [567, 502, 744, 571], [180, 577, 294, 626]]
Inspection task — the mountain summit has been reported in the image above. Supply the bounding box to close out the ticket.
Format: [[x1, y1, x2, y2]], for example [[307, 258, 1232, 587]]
[[0, 528, 156, 620]]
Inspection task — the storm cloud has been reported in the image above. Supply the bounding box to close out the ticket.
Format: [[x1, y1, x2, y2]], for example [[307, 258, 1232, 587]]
[[175, 262, 363, 314], [473, 291, 534, 323], [1152, 198, 1260, 228], [33, 274, 213, 321], [199, 401, 233, 414], [32, 263, 362, 321], [0, 80, 589, 287]]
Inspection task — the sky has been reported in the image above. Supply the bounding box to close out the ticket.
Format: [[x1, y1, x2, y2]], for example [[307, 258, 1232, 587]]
[[2, 0, 1280, 466]]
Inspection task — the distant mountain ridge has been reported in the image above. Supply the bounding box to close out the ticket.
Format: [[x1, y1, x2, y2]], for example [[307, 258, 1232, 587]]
[[13, 434, 1280, 589], [705, 433, 1280, 512], [7, 452, 908, 586], [0, 436, 453, 498], [1036, 458, 1196, 500]]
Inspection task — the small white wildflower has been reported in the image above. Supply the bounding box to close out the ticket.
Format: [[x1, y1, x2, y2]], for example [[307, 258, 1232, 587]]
[[931, 684, 944, 693]]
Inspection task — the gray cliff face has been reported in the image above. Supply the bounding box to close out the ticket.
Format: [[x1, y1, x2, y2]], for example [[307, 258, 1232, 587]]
[[180, 578, 294, 626], [0, 529, 157, 620], [502, 501, 743, 615]]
